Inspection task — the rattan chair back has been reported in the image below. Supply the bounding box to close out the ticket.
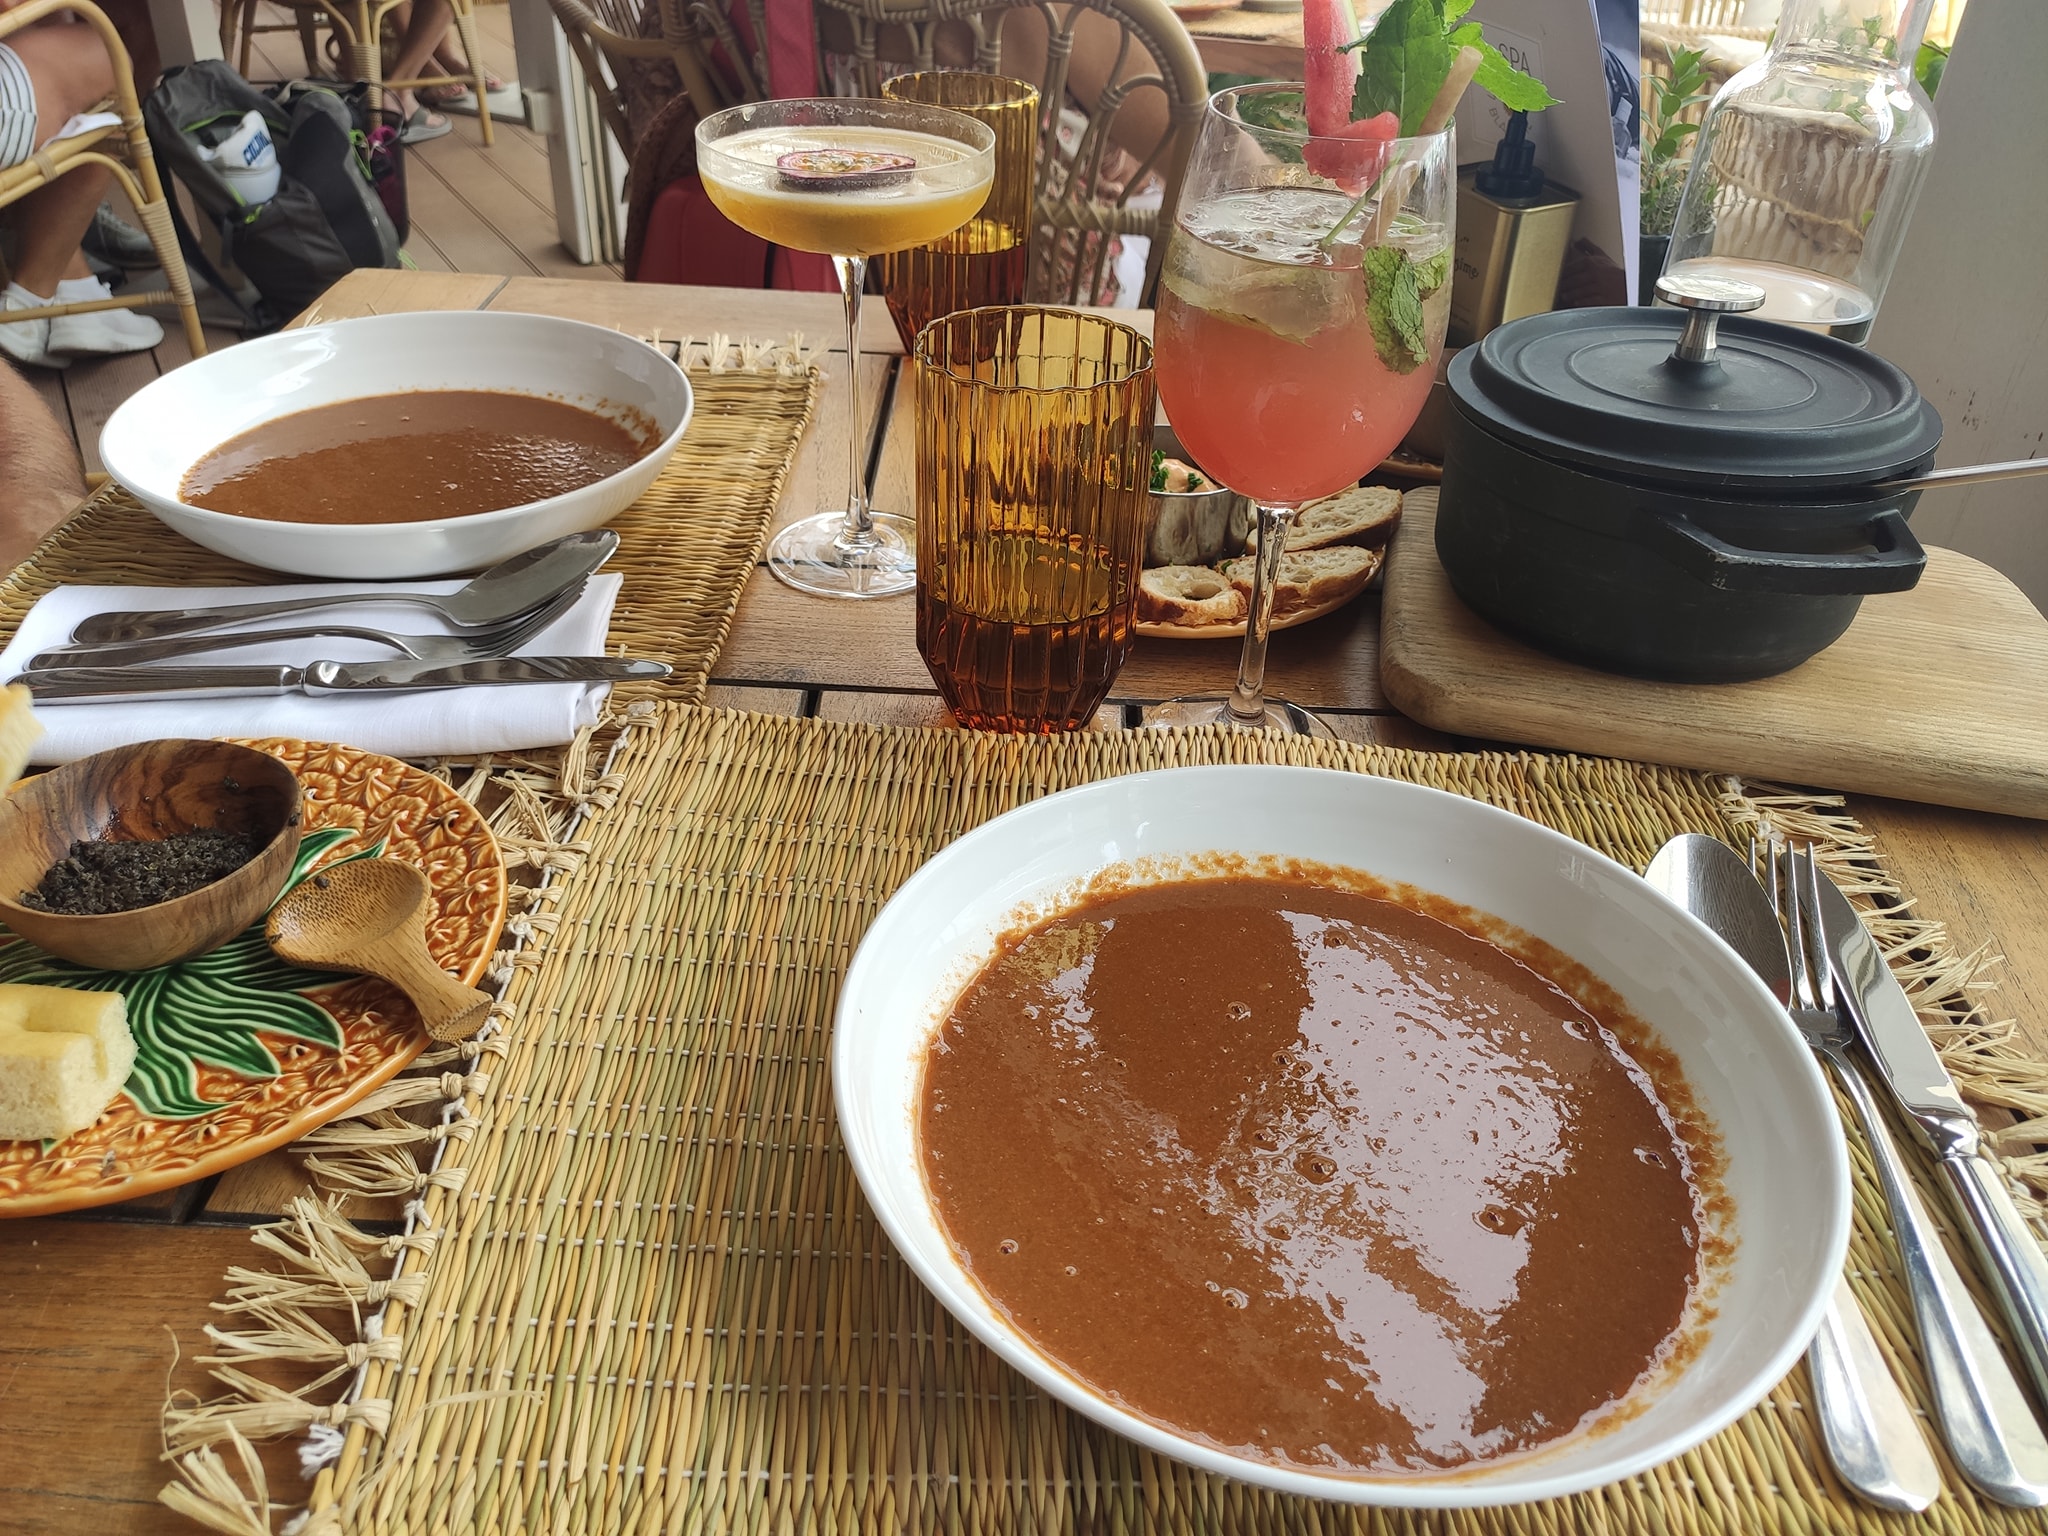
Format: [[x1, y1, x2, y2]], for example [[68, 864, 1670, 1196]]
[[547, 0, 749, 156]]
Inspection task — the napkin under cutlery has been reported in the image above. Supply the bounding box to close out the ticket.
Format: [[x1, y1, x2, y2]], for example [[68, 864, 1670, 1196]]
[[0, 575, 625, 764]]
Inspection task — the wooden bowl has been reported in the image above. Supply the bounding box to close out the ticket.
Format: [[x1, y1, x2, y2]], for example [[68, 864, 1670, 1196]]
[[0, 740, 303, 970]]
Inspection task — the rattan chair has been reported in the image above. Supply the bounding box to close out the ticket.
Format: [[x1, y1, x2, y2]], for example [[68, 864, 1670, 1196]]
[[223, 0, 498, 145], [0, 0, 205, 356], [219, 0, 329, 79], [546, 0, 746, 157]]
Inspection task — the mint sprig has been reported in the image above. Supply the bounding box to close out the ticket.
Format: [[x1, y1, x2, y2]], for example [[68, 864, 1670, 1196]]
[[1351, 0, 1452, 135], [1363, 246, 1433, 375], [1451, 23, 1564, 115], [1349, 0, 1559, 133]]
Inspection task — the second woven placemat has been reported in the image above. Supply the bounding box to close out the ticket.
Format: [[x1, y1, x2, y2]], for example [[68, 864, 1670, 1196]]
[[0, 360, 818, 702], [281, 706, 2048, 1536]]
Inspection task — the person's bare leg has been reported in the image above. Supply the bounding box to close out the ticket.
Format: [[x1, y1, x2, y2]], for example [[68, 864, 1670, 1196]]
[[10, 173, 106, 296], [0, 360, 85, 567], [386, 0, 453, 121], [7, 23, 116, 297]]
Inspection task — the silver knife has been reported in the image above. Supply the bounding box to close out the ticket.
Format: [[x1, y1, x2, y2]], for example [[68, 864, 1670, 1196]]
[[10, 656, 669, 702], [1816, 871, 2048, 1417]]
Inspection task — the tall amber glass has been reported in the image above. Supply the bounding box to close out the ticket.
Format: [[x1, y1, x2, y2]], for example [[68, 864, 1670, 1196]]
[[915, 308, 1155, 732], [877, 73, 1039, 352]]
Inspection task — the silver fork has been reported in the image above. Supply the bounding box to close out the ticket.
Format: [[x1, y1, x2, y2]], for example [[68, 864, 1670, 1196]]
[[26, 581, 587, 672], [1769, 838, 2048, 1506]]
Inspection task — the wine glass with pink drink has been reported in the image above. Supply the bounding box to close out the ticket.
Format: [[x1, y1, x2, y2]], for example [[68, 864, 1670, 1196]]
[[1149, 83, 1455, 735]]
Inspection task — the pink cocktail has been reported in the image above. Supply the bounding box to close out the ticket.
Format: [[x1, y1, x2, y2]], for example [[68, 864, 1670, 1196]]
[[1147, 96, 1454, 737], [1156, 247, 1440, 506]]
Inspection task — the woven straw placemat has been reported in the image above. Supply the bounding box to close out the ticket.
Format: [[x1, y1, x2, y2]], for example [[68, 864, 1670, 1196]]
[[0, 358, 819, 702], [227, 706, 2038, 1536]]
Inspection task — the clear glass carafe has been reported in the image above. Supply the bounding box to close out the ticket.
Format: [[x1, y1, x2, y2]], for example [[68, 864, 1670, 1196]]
[[1663, 0, 1937, 343]]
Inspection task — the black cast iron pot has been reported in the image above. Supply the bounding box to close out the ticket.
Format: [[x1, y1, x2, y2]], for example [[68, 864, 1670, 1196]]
[[1436, 276, 1943, 683]]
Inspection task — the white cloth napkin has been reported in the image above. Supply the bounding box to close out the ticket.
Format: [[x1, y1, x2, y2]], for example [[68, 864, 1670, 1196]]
[[0, 575, 624, 765], [47, 112, 124, 146]]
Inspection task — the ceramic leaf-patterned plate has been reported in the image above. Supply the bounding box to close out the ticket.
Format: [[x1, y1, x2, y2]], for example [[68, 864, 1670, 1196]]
[[0, 739, 506, 1218]]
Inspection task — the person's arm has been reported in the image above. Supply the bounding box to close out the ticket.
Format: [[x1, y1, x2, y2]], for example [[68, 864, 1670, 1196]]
[[0, 359, 85, 569]]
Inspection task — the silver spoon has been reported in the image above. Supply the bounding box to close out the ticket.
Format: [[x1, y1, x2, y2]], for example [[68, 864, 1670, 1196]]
[[1646, 833, 1942, 1513], [1873, 457, 2048, 496], [69, 529, 618, 645]]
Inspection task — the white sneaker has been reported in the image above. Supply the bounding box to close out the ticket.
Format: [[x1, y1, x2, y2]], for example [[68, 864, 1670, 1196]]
[[0, 283, 66, 369], [46, 276, 163, 358]]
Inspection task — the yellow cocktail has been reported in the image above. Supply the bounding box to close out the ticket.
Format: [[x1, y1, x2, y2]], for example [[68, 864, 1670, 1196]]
[[696, 99, 998, 600], [697, 126, 993, 258]]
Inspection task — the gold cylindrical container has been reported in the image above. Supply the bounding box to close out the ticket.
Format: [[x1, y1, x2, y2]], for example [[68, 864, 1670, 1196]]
[[914, 307, 1155, 733], [1447, 165, 1579, 347], [877, 72, 1039, 352]]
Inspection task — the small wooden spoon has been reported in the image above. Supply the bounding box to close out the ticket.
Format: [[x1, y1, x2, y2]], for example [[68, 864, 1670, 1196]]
[[267, 859, 492, 1041]]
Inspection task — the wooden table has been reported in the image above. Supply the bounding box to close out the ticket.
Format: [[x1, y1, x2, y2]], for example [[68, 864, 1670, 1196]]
[[4, 271, 2045, 1535], [1181, 2, 1311, 81]]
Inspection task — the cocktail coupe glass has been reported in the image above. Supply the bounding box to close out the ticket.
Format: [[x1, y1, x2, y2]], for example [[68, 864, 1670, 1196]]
[[696, 98, 997, 599], [1149, 84, 1454, 734]]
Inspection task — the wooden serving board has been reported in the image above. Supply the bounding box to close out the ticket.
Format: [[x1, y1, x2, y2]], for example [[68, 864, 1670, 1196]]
[[1381, 492, 2048, 820]]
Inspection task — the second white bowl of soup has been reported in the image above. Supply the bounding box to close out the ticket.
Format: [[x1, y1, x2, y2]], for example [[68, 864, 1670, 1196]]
[[834, 766, 1850, 1508], [99, 311, 693, 578]]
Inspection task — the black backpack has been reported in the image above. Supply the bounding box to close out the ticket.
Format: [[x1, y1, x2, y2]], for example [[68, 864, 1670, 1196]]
[[144, 62, 401, 326]]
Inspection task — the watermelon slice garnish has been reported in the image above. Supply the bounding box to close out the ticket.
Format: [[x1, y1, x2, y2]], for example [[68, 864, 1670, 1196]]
[[1304, 112, 1400, 195], [775, 149, 917, 191], [1302, 0, 1362, 139]]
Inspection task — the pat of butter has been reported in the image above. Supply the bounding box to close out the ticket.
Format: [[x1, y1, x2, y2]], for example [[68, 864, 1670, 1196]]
[[0, 984, 136, 1141]]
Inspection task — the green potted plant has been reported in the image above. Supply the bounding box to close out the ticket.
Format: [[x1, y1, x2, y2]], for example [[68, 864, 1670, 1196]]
[[1640, 45, 1711, 304]]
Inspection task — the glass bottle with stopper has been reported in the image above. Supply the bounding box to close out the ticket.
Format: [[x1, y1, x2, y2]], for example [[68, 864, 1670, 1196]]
[[1661, 0, 1937, 344]]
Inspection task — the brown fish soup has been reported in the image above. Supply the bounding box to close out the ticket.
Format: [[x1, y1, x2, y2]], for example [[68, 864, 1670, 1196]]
[[181, 389, 651, 524], [918, 871, 1723, 1475]]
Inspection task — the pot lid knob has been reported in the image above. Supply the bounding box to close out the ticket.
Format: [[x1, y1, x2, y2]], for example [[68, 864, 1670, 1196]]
[[1655, 272, 1766, 365]]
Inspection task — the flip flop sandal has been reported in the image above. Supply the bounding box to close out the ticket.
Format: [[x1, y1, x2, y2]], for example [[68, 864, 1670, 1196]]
[[398, 105, 453, 144], [442, 79, 523, 118]]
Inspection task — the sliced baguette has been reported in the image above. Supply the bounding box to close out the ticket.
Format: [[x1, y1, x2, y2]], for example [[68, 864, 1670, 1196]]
[[1137, 564, 1247, 626], [1221, 545, 1383, 615], [0, 685, 41, 790], [1245, 486, 1404, 553]]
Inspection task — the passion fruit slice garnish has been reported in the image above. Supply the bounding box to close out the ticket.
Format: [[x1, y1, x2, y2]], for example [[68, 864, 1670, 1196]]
[[775, 148, 917, 191]]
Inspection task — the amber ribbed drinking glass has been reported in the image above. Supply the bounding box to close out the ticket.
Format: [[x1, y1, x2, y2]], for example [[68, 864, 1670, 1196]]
[[914, 307, 1155, 732], [877, 72, 1039, 352]]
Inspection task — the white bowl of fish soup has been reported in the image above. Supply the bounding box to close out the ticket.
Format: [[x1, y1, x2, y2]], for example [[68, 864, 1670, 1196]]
[[99, 311, 693, 578], [833, 766, 1848, 1508]]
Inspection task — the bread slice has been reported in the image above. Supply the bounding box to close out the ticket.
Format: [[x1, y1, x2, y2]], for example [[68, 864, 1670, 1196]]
[[0, 685, 42, 791], [1244, 486, 1404, 554], [1221, 546, 1383, 615], [0, 985, 135, 1141], [1137, 564, 1247, 626]]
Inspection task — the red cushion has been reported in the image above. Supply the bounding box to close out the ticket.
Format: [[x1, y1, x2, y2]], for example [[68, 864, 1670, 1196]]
[[637, 176, 769, 287], [772, 248, 838, 293], [636, 177, 839, 293]]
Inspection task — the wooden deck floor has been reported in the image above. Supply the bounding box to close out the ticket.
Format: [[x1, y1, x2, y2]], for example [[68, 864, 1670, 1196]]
[[28, 0, 616, 469]]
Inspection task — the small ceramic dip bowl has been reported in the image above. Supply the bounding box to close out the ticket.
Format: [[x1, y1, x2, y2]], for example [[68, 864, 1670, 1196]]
[[0, 740, 302, 970], [1145, 424, 1250, 567]]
